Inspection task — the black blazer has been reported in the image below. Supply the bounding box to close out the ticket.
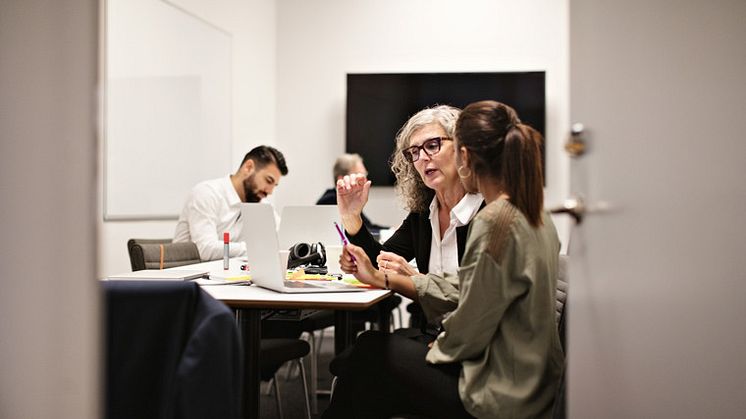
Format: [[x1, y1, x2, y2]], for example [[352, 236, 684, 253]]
[[348, 201, 485, 272], [104, 281, 241, 419]]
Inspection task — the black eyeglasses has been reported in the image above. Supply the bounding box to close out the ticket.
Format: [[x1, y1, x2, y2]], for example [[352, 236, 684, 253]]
[[402, 137, 452, 163]]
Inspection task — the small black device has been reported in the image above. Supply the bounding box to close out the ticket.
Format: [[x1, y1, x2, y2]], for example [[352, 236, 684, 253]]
[[287, 242, 326, 272]]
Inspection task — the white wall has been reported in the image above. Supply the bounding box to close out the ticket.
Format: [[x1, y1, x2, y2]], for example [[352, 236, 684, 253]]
[[274, 0, 570, 235], [98, 0, 277, 276], [98, 0, 570, 276], [1, 1, 99, 417]]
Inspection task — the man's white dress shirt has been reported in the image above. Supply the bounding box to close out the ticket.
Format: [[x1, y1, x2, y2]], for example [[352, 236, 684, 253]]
[[173, 176, 248, 261]]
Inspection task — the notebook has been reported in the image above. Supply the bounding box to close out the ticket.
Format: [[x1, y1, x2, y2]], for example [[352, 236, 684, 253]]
[[107, 269, 208, 281], [240, 203, 363, 293], [278, 205, 342, 249]]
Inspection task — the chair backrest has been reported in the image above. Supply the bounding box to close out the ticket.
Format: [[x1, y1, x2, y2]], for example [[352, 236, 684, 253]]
[[556, 254, 568, 351], [127, 238, 201, 271], [552, 254, 569, 419]]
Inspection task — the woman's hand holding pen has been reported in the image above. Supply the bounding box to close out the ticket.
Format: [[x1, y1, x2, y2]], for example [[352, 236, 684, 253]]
[[340, 243, 383, 288], [344, 244, 420, 299], [376, 251, 416, 276], [336, 173, 370, 235]]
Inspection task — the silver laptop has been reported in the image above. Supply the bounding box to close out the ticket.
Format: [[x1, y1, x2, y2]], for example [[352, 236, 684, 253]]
[[278, 205, 342, 249], [239, 203, 363, 293]]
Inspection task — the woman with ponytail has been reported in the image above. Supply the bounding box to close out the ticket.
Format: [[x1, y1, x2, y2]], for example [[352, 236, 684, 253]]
[[323, 101, 563, 419]]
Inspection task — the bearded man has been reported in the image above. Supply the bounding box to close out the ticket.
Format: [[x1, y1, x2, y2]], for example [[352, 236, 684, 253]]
[[173, 145, 288, 261]]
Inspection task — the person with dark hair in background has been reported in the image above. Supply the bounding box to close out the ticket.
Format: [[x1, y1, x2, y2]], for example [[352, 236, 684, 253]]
[[316, 153, 386, 232], [323, 101, 563, 419], [174, 145, 288, 261]]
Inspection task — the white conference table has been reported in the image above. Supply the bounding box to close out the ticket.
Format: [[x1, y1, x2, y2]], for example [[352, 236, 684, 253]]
[[181, 260, 391, 419]]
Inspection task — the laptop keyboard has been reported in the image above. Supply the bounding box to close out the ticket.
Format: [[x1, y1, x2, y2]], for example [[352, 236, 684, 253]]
[[283, 280, 325, 289], [283, 280, 358, 290]]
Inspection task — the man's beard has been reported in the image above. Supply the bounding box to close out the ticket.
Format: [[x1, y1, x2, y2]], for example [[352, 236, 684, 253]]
[[243, 175, 262, 203]]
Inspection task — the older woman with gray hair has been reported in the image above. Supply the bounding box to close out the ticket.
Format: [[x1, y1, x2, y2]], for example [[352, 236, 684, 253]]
[[337, 104, 486, 329]]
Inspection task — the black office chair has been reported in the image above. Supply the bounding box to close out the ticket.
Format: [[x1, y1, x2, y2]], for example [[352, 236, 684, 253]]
[[260, 338, 312, 419], [104, 280, 241, 419], [125, 238, 312, 419]]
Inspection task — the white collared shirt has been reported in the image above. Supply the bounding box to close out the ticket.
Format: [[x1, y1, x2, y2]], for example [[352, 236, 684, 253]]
[[173, 175, 248, 261], [427, 193, 484, 275]]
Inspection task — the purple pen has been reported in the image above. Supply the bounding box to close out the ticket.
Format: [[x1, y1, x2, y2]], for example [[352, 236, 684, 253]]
[[333, 221, 356, 261]]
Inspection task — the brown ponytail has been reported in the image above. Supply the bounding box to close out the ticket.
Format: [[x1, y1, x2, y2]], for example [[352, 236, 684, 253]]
[[502, 124, 544, 227], [456, 101, 545, 227]]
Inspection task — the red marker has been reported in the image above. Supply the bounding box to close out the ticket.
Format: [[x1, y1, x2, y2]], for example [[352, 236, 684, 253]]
[[223, 232, 230, 270]]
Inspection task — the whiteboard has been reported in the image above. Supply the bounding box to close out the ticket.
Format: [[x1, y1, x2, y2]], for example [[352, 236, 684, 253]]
[[105, 0, 232, 220]]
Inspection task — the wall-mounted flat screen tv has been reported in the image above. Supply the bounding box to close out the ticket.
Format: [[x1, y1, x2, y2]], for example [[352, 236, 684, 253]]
[[346, 72, 545, 186]]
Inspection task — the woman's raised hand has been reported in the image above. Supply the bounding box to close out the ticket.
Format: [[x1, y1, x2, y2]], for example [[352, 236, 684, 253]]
[[376, 251, 417, 276], [336, 173, 371, 235]]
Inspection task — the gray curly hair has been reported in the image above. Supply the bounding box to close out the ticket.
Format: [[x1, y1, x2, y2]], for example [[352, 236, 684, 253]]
[[390, 105, 461, 212]]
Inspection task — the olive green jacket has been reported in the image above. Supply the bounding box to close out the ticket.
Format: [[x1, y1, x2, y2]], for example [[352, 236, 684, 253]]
[[411, 199, 564, 419]]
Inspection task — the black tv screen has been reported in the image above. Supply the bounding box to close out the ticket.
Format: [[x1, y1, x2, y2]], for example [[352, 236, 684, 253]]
[[346, 72, 546, 186]]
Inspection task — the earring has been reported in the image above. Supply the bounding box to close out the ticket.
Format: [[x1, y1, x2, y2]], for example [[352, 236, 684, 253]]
[[457, 165, 472, 178]]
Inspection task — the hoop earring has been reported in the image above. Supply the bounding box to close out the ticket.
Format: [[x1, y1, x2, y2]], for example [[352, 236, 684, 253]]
[[457, 165, 472, 179]]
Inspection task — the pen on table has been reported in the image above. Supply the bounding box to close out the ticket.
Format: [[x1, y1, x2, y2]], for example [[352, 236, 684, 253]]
[[333, 221, 355, 262], [223, 232, 230, 270]]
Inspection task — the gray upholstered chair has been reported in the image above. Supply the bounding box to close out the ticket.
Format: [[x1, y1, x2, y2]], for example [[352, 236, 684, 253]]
[[551, 254, 569, 419], [555, 254, 569, 326], [127, 238, 202, 271]]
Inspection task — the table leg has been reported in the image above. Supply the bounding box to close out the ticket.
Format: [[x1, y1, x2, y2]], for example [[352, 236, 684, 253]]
[[237, 308, 261, 419], [309, 331, 318, 414], [377, 309, 391, 332], [334, 310, 354, 355]]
